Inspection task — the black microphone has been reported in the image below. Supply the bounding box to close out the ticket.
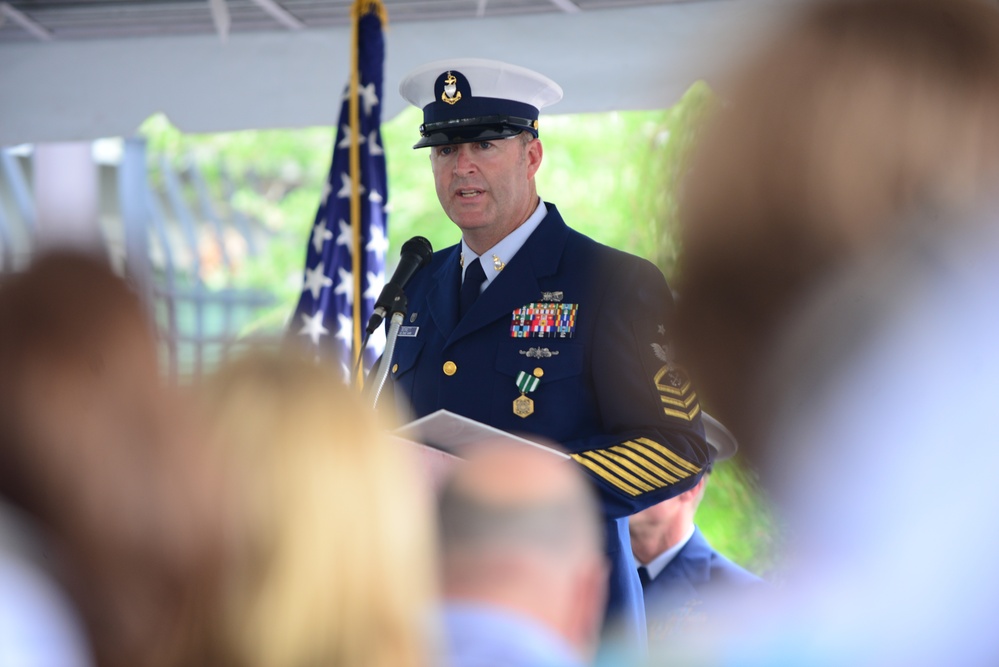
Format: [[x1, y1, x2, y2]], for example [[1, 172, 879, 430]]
[[365, 236, 433, 334]]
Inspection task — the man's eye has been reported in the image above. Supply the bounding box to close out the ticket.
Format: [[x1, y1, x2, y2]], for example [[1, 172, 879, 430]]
[[437, 146, 454, 157], [478, 141, 493, 150]]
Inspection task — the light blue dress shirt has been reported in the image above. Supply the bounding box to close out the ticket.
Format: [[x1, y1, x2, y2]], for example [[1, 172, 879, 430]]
[[459, 197, 547, 293], [444, 602, 585, 667]]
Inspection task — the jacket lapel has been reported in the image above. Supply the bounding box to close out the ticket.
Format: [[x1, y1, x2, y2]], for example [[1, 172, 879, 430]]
[[426, 245, 461, 340], [445, 204, 570, 347], [674, 527, 713, 586]]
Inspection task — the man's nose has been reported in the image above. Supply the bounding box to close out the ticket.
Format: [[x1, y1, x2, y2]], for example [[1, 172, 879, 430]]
[[453, 145, 477, 174]]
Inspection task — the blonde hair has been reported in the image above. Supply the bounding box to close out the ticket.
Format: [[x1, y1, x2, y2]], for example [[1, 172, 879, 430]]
[[675, 0, 999, 462], [200, 349, 437, 667]]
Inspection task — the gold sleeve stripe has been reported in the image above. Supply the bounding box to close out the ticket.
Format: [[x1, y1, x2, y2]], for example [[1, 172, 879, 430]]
[[663, 403, 701, 421], [585, 451, 656, 493], [571, 436, 704, 496], [614, 440, 685, 484], [609, 445, 679, 486], [571, 453, 641, 496], [661, 392, 698, 409], [636, 437, 702, 475], [599, 448, 666, 490], [625, 439, 694, 479]]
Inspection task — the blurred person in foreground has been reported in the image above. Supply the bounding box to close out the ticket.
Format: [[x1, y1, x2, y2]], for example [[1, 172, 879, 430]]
[[0, 502, 93, 667], [675, 0, 999, 478], [629, 416, 763, 644], [719, 201, 999, 667], [194, 349, 439, 667], [438, 445, 607, 667], [0, 251, 222, 667], [665, 0, 999, 665]]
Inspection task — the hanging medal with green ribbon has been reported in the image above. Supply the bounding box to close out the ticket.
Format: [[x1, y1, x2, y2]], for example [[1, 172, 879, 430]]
[[513, 369, 541, 418]]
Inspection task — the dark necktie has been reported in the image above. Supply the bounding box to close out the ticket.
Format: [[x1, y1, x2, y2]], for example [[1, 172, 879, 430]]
[[638, 566, 652, 590], [459, 257, 486, 318]]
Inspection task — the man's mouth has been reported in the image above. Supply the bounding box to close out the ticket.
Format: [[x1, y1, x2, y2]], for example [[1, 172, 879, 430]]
[[458, 189, 483, 198]]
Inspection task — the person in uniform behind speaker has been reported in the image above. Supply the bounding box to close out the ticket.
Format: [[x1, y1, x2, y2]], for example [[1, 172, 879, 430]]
[[387, 58, 714, 647], [629, 414, 764, 644]]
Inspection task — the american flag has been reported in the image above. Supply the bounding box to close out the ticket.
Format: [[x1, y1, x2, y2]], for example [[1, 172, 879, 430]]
[[292, 0, 389, 382]]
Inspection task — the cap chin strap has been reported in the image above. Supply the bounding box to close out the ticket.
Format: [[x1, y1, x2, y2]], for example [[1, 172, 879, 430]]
[[419, 114, 539, 137]]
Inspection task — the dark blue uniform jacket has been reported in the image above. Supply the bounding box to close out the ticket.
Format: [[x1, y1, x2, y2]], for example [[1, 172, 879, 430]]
[[389, 203, 713, 643], [643, 526, 765, 642]]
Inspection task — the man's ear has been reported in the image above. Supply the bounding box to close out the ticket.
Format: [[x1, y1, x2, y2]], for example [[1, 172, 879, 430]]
[[679, 475, 707, 504], [563, 556, 609, 656], [526, 138, 543, 179]]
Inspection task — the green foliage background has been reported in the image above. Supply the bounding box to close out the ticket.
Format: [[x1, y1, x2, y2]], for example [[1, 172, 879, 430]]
[[139, 80, 779, 576]]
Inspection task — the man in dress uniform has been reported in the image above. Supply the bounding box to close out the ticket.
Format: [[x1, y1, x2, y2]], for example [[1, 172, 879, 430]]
[[389, 58, 714, 646], [629, 414, 764, 642]]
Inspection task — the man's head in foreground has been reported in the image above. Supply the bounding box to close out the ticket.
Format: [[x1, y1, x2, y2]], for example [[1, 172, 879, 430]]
[[438, 445, 608, 660]]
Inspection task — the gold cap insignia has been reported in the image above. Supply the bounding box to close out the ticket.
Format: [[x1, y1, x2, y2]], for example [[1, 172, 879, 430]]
[[442, 72, 462, 105]]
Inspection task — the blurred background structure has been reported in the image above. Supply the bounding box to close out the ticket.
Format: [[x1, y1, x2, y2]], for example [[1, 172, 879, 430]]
[[0, 0, 773, 142], [0, 139, 278, 380], [0, 0, 781, 377]]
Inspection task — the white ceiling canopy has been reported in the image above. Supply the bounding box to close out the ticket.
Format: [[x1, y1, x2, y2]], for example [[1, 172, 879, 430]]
[[0, 0, 783, 145]]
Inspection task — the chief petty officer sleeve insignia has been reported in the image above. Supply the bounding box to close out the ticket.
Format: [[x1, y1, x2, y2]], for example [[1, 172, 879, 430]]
[[650, 341, 700, 422], [644, 323, 701, 422]]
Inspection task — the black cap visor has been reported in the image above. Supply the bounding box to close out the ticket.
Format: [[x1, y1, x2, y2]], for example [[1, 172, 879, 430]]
[[414, 114, 538, 149]]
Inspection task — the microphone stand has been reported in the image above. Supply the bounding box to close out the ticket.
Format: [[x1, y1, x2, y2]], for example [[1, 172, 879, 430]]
[[351, 330, 374, 391], [357, 235, 433, 399], [367, 293, 408, 410]]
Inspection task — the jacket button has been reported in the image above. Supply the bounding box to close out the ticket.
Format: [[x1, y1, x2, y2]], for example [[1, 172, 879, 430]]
[[533, 367, 544, 378], [391, 363, 399, 373], [443, 361, 457, 376]]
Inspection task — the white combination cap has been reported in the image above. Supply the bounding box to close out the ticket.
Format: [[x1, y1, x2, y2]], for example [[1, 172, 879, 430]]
[[399, 57, 563, 148], [703, 411, 738, 462]]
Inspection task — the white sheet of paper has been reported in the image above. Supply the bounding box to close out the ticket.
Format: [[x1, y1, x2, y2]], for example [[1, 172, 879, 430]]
[[393, 409, 570, 460]]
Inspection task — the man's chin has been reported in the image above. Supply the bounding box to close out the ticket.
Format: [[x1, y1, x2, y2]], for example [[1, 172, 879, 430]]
[[451, 218, 493, 233]]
